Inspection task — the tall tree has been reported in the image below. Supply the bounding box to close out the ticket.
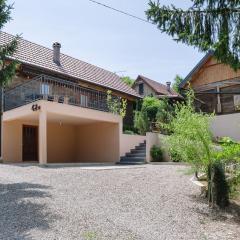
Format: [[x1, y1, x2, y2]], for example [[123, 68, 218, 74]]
[[172, 74, 183, 93], [146, 1, 240, 70], [0, 0, 18, 87], [121, 76, 135, 87]]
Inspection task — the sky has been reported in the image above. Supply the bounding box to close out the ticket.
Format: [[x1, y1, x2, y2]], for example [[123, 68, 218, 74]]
[[3, 0, 204, 84]]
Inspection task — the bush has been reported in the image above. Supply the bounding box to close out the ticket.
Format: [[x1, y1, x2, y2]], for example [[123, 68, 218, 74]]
[[142, 97, 161, 122], [208, 162, 229, 208], [134, 111, 149, 135], [156, 99, 175, 135], [169, 148, 183, 162], [150, 145, 163, 162], [124, 130, 135, 135]]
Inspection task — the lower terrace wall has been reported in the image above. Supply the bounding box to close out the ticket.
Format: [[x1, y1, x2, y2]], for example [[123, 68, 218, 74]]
[[211, 113, 240, 141]]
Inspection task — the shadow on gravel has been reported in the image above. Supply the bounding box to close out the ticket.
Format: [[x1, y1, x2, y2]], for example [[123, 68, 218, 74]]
[[190, 194, 240, 225], [0, 182, 58, 239]]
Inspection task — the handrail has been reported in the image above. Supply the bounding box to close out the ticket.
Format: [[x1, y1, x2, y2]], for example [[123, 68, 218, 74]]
[[4, 74, 119, 112]]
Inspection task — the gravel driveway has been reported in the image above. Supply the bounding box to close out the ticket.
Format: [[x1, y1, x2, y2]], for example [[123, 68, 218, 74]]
[[0, 164, 239, 240]]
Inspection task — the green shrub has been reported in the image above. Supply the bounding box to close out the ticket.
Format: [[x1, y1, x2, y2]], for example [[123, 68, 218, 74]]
[[169, 148, 183, 162], [208, 162, 229, 208], [156, 99, 175, 135], [150, 145, 163, 162], [142, 96, 161, 122], [134, 111, 149, 135], [124, 130, 135, 135]]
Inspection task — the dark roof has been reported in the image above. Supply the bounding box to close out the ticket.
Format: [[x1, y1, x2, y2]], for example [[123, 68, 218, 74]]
[[0, 32, 140, 98], [136, 75, 181, 97], [179, 51, 214, 89]]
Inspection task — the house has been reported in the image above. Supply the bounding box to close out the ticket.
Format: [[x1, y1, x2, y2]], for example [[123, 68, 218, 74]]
[[0, 32, 142, 164], [132, 75, 182, 100], [179, 51, 240, 114]]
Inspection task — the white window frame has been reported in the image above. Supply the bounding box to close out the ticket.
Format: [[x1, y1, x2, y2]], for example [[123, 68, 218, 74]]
[[40, 83, 50, 95]]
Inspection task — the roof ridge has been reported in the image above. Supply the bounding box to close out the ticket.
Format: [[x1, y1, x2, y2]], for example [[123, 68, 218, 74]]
[[139, 75, 168, 88]]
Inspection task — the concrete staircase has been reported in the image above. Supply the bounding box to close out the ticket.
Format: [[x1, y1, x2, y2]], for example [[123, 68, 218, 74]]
[[118, 141, 146, 165]]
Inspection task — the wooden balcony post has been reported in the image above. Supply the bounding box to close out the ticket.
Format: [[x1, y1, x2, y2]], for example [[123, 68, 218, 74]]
[[39, 109, 47, 164]]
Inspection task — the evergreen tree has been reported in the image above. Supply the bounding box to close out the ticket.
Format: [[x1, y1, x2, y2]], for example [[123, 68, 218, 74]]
[[172, 74, 183, 93], [0, 0, 18, 87], [146, 0, 240, 70]]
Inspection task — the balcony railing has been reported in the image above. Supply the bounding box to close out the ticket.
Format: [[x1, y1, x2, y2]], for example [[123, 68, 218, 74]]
[[4, 75, 120, 112]]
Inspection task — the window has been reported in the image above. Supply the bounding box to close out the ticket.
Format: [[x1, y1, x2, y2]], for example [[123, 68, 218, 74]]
[[81, 94, 88, 107], [40, 84, 50, 95], [139, 83, 144, 95]]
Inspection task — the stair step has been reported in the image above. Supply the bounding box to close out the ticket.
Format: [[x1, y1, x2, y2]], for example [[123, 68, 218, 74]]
[[126, 152, 146, 157], [131, 149, 146, 154], [135, 146, 146, 150], [117, 161, 146, 165], [139, 143, 146, 147], [120, 157, 146, 163]]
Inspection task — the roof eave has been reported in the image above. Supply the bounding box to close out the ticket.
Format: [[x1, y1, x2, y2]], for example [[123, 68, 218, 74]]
[[9, 57, 141, 99], [179, 50, 214, 89]]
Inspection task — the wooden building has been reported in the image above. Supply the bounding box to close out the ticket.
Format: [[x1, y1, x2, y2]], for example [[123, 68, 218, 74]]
[[180, 51, 240, 114]]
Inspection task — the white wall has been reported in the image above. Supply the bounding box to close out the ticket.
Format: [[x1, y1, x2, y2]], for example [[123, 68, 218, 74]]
[[120, 134, 146, 157], [211, 113, 240, 141]]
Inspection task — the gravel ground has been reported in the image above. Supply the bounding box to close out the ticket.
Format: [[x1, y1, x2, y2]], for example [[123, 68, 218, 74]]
[[0, 164, 239, 240]]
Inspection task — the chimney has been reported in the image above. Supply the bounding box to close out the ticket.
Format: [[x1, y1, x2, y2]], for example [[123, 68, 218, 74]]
[[53, 42, 61, 65], [166, 82, 171, 92]]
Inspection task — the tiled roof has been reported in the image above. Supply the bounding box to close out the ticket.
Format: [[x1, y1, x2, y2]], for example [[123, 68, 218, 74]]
[[0, 32, 140, 98], [137, 75, 181, 97]]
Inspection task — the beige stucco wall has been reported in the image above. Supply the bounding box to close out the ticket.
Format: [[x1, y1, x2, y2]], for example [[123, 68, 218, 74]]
[[211, 113, 240, 141], [146, 132, 170, 162], [120, 134, 146, 157], [2, 100, 122, 164], [47, 123, 77, 163], [2, 120, 38, 163], [2, 121, 22, 163], [77, 122, 120, 163]]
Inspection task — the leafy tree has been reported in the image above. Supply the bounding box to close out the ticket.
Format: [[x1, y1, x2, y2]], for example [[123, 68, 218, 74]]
[[172, 75, 183, 93], [156, 98, 175, 134], [146, 1, 240, 70], [0, 1, 19, 87], [166, 90, 230, 208], [134, 110, 149, 135], [121, 76, 135, 87], [141, 96, 161, 122]]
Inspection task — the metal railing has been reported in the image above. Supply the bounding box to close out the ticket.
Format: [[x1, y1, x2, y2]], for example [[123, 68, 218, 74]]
[[4, 75, 120, 112]]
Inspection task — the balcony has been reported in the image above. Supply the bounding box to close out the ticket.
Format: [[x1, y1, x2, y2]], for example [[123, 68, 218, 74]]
[[4, 75, 121, 112]]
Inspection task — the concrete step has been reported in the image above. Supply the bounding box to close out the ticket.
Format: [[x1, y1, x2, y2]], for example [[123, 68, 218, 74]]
[[120, 157, 146, 163], [126, 152, 146, 157], [131, 149, 146, 154], [135, 146, 146, 150], [117, 161, 146, 165], [139, 143, 146, 147]]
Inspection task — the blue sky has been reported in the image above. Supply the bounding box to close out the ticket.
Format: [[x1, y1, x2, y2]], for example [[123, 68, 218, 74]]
[[4, 0, 203, 84]]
